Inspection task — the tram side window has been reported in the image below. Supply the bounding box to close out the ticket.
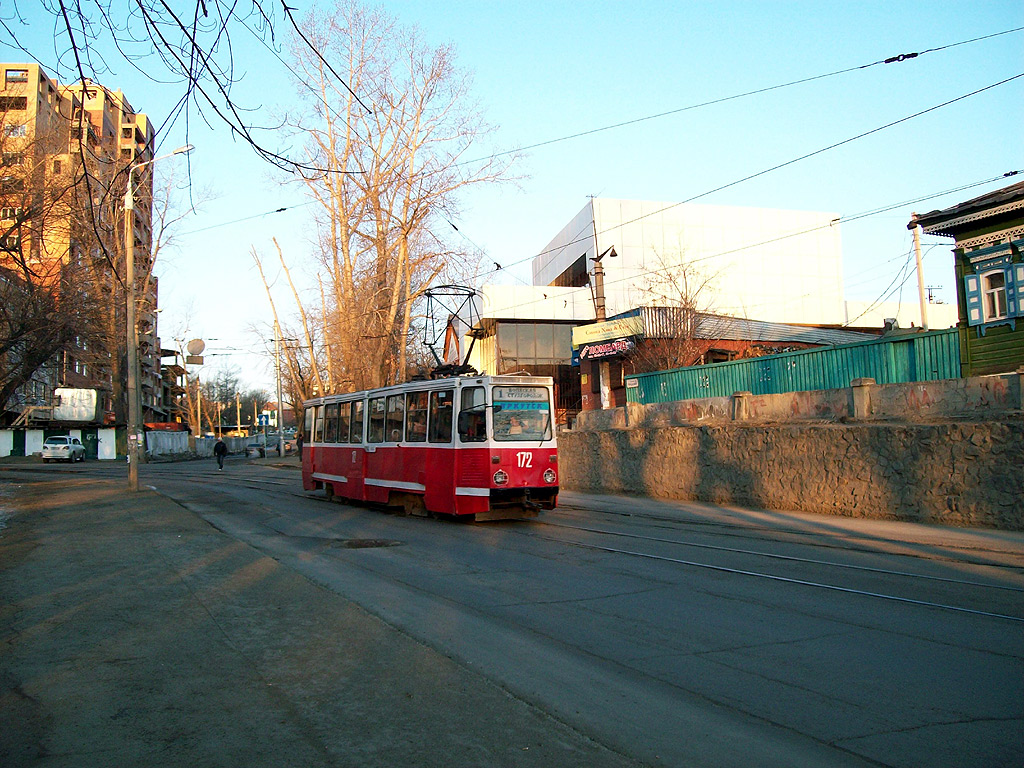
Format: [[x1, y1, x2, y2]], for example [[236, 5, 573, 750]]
[[428, 389, 454, 443], [367, 397, 385, 443], [350, 401, 364, 443], [337, 401, 351, 443], [458, 386, 486, 442], [406, 391, 428, 442], [324, 403, 339, 443], [386, 394, 405, 442], [313, 405, 325, 443], [303, 407, 314, 440]]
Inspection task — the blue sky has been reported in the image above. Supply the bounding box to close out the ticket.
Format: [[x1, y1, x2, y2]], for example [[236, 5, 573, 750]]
[[4, 1, 1022, 390]]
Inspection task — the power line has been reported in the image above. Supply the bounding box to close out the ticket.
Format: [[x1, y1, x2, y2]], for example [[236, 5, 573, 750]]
[[460, 26, 1024, 166], [178, 201, 313, 236], [465, 67, 1024, 289], [473, 170, 1021, 320]]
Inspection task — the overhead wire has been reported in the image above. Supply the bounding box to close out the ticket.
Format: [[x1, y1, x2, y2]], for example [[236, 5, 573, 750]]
[[375, 25, 1024, 249], [473, 170, 1021, 322], [157, 22, 1024, 274], [462, 64, 1024, 291], [151, 24, 1021, 336], [458, 25, 1024, 166]]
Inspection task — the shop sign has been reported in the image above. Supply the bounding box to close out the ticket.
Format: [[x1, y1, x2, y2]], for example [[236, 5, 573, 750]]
[[579, 337, 636, 360], [572, 315, 644, 348]]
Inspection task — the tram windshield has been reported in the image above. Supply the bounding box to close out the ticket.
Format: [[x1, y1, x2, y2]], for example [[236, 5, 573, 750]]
[[491, 385, 552, 442]]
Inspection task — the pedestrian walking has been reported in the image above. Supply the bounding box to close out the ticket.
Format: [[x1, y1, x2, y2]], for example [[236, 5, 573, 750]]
[[214, 437, 227, 470], [296, 432, 304, 459]]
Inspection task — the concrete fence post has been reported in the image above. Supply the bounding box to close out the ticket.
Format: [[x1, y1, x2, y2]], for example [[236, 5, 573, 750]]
[[1017, 366, 1024, 412], [851, 378, 876, 420], [731, 391, 752, 421]]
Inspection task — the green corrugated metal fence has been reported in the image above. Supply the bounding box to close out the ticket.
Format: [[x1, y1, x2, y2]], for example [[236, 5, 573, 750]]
[[626, 328, 961, 404]]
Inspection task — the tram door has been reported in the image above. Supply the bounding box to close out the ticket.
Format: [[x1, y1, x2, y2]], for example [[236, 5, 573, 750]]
[[308, 405, 324, 487], [344, 400, 366, 497]]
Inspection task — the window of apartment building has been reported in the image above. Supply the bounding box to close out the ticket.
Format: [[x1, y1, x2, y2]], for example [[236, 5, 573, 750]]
[[4, 69, 29, 86], [52, 159, 62, 174], [0, 234, 20, 251], [982, 270, 1008, 321], [1, 175, 24, 193], [3, 124, 27, 137], [122, 127, 133, 139], [0, 96, 28, 110], [1, 206, 22, 220], [2, 152, 24, 166]]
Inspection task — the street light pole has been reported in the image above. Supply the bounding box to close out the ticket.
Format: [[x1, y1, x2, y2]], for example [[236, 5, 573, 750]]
[[275, 322, 284, 457], [123, 144, 193, 491]]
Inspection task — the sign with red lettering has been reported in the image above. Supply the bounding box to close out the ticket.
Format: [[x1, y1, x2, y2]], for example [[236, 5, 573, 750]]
[[578, 337, 636, 360]]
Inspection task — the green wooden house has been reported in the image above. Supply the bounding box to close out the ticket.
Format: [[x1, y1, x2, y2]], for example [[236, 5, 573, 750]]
[[912, 180, 1024, 377]]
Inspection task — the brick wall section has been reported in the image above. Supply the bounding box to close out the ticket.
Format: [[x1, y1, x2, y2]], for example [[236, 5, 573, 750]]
[[558, 421, 1024, 530]]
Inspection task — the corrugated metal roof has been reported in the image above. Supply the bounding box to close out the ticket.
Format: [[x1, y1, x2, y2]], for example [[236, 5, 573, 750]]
[[634, 308, 876, 346], [912, 179, 1024, 235]]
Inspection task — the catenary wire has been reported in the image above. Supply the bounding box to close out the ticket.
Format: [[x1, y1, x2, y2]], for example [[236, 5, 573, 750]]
[[458, 26, 1024, 166], [474, 169, 1021, 322], [472, 72, 1024, 289]]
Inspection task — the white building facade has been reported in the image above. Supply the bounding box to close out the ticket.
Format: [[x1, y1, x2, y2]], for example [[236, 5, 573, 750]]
[[532, 198, 846, 325], [524, 197, 955, 330]]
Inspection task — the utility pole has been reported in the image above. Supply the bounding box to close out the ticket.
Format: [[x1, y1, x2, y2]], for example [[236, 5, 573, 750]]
[[591, 245, 616, 409], [236, 393, 242, 436], [123, 145, 193, 491], [911, 213, 929, 331], [274, 322, 285, 457], [124, 173, 141, 492]]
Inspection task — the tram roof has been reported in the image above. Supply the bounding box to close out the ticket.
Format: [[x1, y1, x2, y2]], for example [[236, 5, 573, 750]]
[[302, 373, 555, 407]]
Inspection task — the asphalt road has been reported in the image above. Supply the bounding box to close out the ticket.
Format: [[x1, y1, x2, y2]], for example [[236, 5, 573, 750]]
[[4, 455, 1023, 767]]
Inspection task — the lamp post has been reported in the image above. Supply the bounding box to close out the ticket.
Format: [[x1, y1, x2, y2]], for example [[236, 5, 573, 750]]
[[124, 144, 193, 491], [275, 324, 284, 457]]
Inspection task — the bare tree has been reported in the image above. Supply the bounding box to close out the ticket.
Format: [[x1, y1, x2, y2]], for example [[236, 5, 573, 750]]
[[5, 1, 370, 175], [280, 1, 517, 392], [629, 248, 718, 374]]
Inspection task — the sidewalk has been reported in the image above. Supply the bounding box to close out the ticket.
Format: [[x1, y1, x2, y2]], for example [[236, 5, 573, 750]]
[[0, 473, 637, 768]]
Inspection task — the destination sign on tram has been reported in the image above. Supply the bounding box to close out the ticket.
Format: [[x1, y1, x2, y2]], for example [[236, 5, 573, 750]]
[[493, 386, 547, 401]]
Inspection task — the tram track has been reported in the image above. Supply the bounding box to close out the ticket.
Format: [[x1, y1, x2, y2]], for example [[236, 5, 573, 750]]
[[513, 520, 1024, 624], [554, 501, 1024, 566], [147, 469, 1024, 624], [534, 519, 1024, 592]]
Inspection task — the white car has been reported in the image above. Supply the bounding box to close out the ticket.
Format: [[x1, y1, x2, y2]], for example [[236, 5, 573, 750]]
[[41, 435, 86, 463]]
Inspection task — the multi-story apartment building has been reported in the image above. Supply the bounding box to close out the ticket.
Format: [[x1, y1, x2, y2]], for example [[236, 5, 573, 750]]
[[0, 63, 173, 427]]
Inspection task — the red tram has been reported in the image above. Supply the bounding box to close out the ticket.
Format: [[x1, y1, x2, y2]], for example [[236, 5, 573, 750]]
[[301, 374, 558, 520]]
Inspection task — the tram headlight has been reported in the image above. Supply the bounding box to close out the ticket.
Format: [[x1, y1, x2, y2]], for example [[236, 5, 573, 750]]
[[543, 468, 556, 484], [493, 469, 509, 485]]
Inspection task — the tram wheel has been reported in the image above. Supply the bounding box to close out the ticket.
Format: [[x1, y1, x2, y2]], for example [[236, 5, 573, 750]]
[[395, 493, 429, 517]]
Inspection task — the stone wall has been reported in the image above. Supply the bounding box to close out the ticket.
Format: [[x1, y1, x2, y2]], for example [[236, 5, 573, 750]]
[[579, 370, 1024, 431], [558, 420, 1024, 530]]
